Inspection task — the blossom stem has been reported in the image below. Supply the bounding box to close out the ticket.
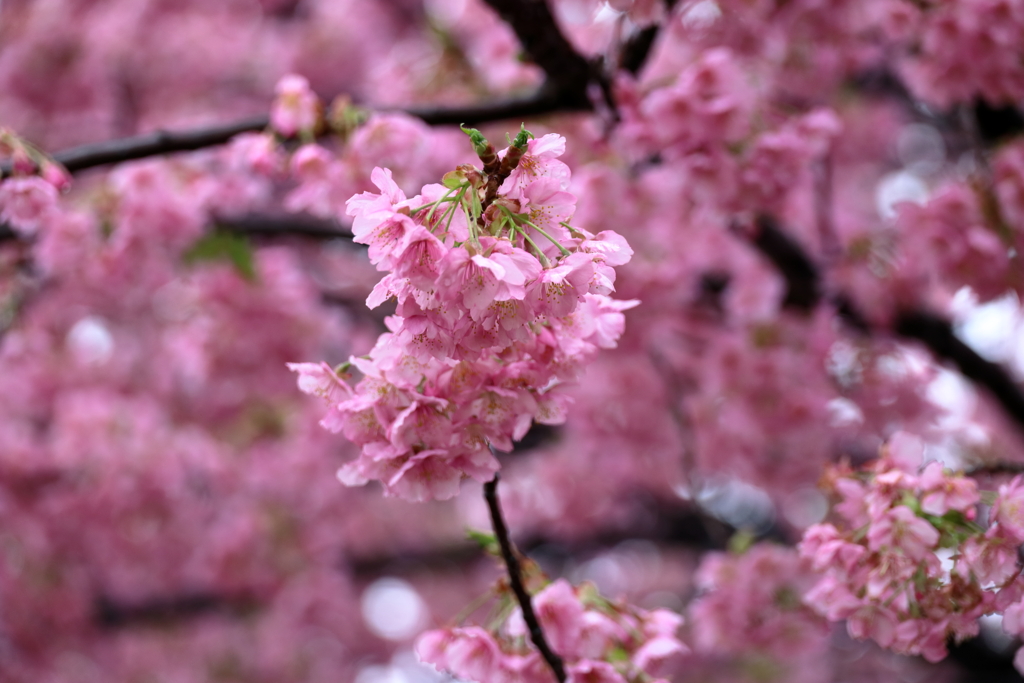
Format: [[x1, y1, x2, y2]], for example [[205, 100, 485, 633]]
[[439, 187, 467, 240], [417, 185, 461, 227], [516, 216, 571, 257], [512, 224, 552, 267], [466, 188, 484, 244], [559, 220, 585, 238], [496, 206, 550, 264], [483, 474, 566, 683]]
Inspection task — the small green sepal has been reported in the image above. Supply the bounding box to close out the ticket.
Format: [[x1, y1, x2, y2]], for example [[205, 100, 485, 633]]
[[510, 124, 533, 150], [460, 124, 490, 152], [466, 528, 500, 556]]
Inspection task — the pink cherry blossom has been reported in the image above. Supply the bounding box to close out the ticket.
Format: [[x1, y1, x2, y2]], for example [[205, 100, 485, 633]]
[[417, 626, 504, 682], [500, 133, 572, 199], [918, 461, 979, 516], [957, 532, 1021, 585], [994, 476, 1024, 543], [567, 659, 627, 683], [269, 74, 320, 137], [420, 575, 687, 683], [0, 175, 58, 235], [866, 505, 940, 560]]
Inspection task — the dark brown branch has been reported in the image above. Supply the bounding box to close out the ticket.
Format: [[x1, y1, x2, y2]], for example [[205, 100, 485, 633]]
[[619, 0, 680, 76], [350, 485, 728, 578], [894, 310, 1024, 429], [484, 474, 566, 683], [966, 462, 1024, 476], [740, 213, 1024, 436], [95, 591, 256, 629], [744, 215, 821, 311], [0, 1, 604, 178], [620, 25, 660, 75], [217, 213, 351, 240], [2, 213, 352, 246], [481, 0, 593, 110], [52, 115, 270, 175], [0, 92, 590, 180], [972, 99, 1024, 146], [403, 93, 578, 126]]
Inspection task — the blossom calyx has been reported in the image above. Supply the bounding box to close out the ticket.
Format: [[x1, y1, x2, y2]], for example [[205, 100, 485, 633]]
[[461, 125, 500, 174]]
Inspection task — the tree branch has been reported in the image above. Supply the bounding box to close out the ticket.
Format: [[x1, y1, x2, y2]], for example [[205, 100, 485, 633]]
[[0, 0, 606, 179], [743, 215, 821, 311], [217, 213, 351, 240], [894, 310, 1024, 429], [966, 462, 1024, 477], [404, 92, 581, 126], [620, 25, 660, 75], [484, 474, 566, 683], [481, 0, 593, 110], [350, 487, 730, 578], [740, 213, 1024, 436], [619, 0, 680, 76], [95, 591, 256, 629], [2, 213, 352, 247], [52, 115, 270, 174], [0, 93, 581, 179]]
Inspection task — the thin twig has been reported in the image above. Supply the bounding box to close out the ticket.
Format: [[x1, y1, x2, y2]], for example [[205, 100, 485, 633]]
[[0, 95, 575, 179], [483, 474, 566, 683], [95, 592, 256, 630], [403, 93, 577, 126], [217, 213, 351, 240], [52, 115, 270, 175], [966, 462, 1024, 477]]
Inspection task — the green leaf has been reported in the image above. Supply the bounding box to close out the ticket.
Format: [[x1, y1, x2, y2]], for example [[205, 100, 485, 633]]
[[466, 528, 500, 556], [185, 231, 256, 280], [728, 530, 756, 554], [605, 646, 630, 663]]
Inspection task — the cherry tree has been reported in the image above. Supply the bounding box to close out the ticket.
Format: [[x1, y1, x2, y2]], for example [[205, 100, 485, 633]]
[[1, 1, 1024, 682]]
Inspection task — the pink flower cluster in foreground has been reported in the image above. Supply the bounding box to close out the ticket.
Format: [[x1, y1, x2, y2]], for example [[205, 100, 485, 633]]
[[417, 578, 687, 683], [799, 433, 1024, 664], [292, 129, 635, 501]]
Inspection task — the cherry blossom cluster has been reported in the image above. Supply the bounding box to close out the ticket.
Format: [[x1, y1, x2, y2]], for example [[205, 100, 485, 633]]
[[903, 0, 1024, 107], [292, 127, 635, 501], [690, 543, 828, 662], [799, 434, 1024, 663], [417, 578, 687, 683], [4, 0, 1024, 680], [0, 128, 73, 240], [894, 182, 1018, 305], [0, 127, 70, 190]]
